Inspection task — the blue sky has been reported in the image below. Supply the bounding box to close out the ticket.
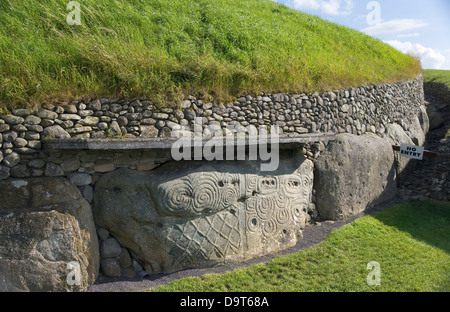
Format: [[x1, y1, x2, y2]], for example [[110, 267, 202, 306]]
[[272, 0, 450, 69]]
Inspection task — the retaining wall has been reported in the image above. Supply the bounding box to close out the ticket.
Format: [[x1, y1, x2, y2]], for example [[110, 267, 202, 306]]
[[0, 74, 424, 179]]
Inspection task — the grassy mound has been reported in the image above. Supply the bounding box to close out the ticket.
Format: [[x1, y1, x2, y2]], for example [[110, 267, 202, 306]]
[[424, 69, 450, 89], [0, 0, 421, 108]]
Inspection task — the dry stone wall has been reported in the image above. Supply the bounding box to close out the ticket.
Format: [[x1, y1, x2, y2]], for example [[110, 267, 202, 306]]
[[0, 75, 424, 180]]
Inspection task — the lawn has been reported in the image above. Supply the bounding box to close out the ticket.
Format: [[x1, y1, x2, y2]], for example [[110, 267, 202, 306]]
[[150, 200, 450, 292], [0, 0, 421, 108]]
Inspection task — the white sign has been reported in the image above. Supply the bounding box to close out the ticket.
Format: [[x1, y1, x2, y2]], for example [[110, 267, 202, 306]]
[[399, 144, 424, 160]]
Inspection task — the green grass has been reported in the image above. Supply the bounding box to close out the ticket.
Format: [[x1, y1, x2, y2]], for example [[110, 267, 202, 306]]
[[150, 200, 450, 292], [0, 0, 421, 108], [424, 69, 450, 89]]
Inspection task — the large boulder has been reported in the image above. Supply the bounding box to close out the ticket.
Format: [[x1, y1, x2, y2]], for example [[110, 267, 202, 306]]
[[426, 101, 444, 130], [94, 150, 314, 274], [0, 178, 99, 292], [313, 133, 396, 221], [418, 104, 430, 135], [407, 115, 426, 147], [384, 123, 416, 181]]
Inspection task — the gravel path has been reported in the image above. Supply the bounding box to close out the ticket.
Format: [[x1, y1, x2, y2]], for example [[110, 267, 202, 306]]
[[396, 95, 450, 201]]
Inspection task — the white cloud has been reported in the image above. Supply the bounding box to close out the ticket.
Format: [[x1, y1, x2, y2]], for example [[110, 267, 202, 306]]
[[385, 40, 446, 69], [287, 0, 354, 16], [362, 19, 428, 36], [397, 33, 421, 38]]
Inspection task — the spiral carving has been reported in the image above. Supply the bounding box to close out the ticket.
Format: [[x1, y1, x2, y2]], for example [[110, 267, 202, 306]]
[[192, 173, 221, 214], [158, 177, 195, 218], [157, 172, 230, 218], [221, 185, 239, 208], [256, 197, 274, 220], [156, 166, 312, 253]]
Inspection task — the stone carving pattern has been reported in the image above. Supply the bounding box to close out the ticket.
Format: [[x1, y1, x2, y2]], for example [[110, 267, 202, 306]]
[[167, 209, 241, 266], [156, 172, 241, 219], [160, 170, 313, 266]]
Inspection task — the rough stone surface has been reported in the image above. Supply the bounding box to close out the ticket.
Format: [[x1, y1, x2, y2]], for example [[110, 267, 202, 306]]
[[36, 109, 58, 120], [139, 125, 159, 138], [2, 131, 18, 143], [10, 164, 31, 178], [67, 172, 92, 186], [28, 159, 46, 169], [2, 115, 24, 125], [100, 238, 122, 259], [0, 178, 99, 291], [94, 151, 314, 274], [44, 163, 64, 177], [314, 133, 397, 221], [119, 248, 132, 269], [43, 125, 71, 139], [406, 115, 427, 147], [13, 138, 28, 148], [0, 165, 10, 180], [61, 158, 81, 172], [97, 227, 110, 241], [78, 185, 94, 203], [418, 104, 430, 135], [93, 162, 115, 173], [426, 101, 444, 130], [384, 123, 416, 181], [3, 152, 20, 168], [100, 258, 121, 277], [80, 116, 99, 127]]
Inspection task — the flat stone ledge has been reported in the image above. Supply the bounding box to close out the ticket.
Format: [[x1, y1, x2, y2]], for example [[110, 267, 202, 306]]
[[43, 133, 336, 150]]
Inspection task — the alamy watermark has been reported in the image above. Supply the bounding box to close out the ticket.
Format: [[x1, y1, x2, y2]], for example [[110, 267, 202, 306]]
[[66, 1, 81, 25], [366, 261, 381, 286], [66, 261, 81, 286], [366, 1, 381, 26], [170, 118, 280, 172]]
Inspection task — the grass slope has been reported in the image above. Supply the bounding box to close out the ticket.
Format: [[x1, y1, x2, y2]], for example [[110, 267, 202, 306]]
[[424, 69, 450, 89], [151, 200, 450, 292], [0, 0, 421, 108]]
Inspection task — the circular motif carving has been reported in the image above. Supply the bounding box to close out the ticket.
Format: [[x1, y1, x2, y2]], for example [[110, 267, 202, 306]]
[[246, 197, 257, 213], [221, 185, 239, 208], [158, 177, 194, 217], [293, 206, 302, 218], [262, 219, 277, 237], [275, 194, 288, 209], [285, 176, 302, 194], [256, 197, 274, 220], [247, 215, 259, 232], [276, 208, 290, 225], [192, 174, 221, 214]]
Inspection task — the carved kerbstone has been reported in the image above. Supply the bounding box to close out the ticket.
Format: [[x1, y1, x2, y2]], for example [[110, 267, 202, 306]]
[[94, 150, 314, 274]]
